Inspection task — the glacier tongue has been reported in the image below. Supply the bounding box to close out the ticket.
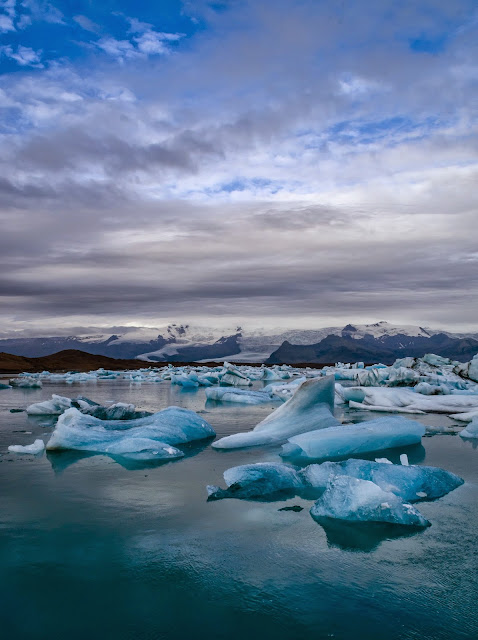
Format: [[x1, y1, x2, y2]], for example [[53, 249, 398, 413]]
[[310, 476, 430, 528]]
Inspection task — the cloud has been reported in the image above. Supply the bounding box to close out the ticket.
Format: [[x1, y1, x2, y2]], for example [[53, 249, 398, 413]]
[[0, 0, 477, 333], [0, 44, 43, 66], [73, 14, 100, 34]]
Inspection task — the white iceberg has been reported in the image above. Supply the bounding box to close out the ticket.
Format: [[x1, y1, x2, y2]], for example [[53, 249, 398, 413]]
[[8, 439, 45, 455], [207, 462, 303, 500], [46, 406, 215, 459], [205, 387, 273, 405], [281, 416, 425, 462], [9, 377, 42, 388], [310, 476, 430, 528], [300, 459, 463, 502], [207, 458, 463, 503], [459, 418, 478, 439], [212, 376, 338, 449], [348, 387, 478, 414], [26, 394, 73, 415]]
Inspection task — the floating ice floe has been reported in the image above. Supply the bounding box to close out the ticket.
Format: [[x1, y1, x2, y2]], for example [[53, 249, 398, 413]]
[[207, 462, 303, 500], [459, 418, 478, 439], [207, 459, 463, 503], [347, 387, 478, 414], [8, 439, 45, 455], [0, 381, 12, 389], [205, 387, 274, 405], [310, 476, 430, 528], [280, 416, 425, 462], [25, 394, 150, 420], [219, 363, 252, 386], [9, 377, 42, 388], [46, 406, 215, 460], [212, 376, 338, 449]]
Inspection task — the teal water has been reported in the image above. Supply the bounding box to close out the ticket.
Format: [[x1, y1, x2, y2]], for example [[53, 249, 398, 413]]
[[0, 380, 477, 640]]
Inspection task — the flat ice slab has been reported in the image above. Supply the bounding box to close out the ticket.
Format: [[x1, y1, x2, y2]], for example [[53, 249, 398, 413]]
[[205, 387, 273, 405], [310, 476, 430, 528], [212, 376, 338, 449], [281, 416, 425, 462]]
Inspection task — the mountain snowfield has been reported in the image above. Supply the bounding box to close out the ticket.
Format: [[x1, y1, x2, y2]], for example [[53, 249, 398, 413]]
[[1, 321, 477, 363]]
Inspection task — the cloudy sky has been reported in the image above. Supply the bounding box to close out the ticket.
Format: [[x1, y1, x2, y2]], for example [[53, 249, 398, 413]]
[[1, 0, 477, 336]]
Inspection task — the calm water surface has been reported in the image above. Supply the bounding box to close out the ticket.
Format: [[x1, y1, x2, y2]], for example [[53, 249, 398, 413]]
[[0, 379, 477, 640]]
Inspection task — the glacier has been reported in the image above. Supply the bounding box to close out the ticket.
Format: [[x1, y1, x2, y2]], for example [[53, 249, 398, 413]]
[[212, 376, 339, 449]]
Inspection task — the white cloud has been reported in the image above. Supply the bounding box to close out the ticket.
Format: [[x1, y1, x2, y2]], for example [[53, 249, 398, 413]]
[[0, 44, 43, 66], [73, 14, 100, 34]]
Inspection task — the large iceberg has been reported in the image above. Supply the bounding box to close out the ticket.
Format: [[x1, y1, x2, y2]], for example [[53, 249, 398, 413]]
[[212, 376, 339, 449], [207, 459, 462, 503], [27, 394, 73, 415], [310, 476, 430, 528], [281, 416, 425, 462], [46, 406, 215, 460]]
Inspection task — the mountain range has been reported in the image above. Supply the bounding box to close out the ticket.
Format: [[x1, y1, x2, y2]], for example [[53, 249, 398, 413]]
[[0, 321, 477, 364]]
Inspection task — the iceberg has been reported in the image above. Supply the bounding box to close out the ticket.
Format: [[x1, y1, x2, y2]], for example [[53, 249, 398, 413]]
[[8, 439, 45, 455], [300, 459, 463, 502], [205, 387, 273, 405], [207, 463, 303, 500], [219, 363, 252, 386], [26, 394, 73, 415], [460, 418, 478, 439], [348, 387, 478, 414], [212, 376, 339, 449], [281, 416, 425, 462], [46, 406, 215, 459], [207, 458, 463, 503], [310, 476, 430, 528], [9, 377, 42, 388]]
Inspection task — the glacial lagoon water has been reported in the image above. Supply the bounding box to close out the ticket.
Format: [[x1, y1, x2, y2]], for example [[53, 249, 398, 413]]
[[1, 378, 477, 640]]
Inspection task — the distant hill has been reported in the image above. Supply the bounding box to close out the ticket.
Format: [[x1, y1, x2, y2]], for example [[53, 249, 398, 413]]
[[0, 350, 150, 374]]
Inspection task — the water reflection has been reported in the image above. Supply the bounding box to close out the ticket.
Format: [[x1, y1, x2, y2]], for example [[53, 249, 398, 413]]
[[311, 516, 424, 552]]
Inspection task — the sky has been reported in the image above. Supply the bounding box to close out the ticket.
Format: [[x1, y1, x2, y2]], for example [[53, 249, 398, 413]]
[[0, 0, 477, 337]]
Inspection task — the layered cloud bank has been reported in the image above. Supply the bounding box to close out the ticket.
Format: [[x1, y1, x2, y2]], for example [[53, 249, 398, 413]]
[[1, 1, 477, 333]]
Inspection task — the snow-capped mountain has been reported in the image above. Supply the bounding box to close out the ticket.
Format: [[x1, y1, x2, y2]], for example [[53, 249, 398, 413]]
[[0, 321, 477, 363]]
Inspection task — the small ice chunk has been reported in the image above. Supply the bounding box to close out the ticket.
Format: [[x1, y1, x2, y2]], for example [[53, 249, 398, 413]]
[[207, 462, 303, 500], [459, 418, 478, 439], [400, 453, 409, 466], [375, 457, 393, 464], [8, 439, 45, 455]]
